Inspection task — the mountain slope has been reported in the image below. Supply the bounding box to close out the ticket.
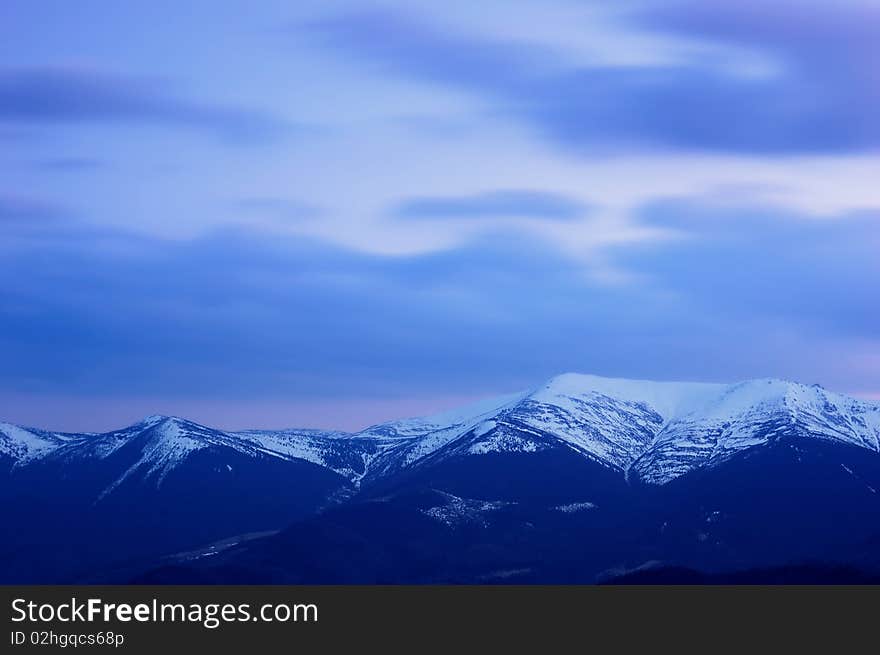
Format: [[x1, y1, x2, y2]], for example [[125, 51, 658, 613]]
[[0, 416, 352, 582], [154, 434, 880, 584], [3, 372, 880, 583], [355, 374, 880, 487], [5, 374, 877, 491], [0, 422, 80, 470], [632, 379, 880, 484]]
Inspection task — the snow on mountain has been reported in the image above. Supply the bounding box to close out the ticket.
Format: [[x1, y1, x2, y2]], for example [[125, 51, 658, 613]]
[[376, 373, 726, 472], [553, 501, 596, 513], [94, 417, 219, 498], [355, 391, 528, 479], [60, 415, 166, 461], [496, 373, 723, 468], [0, 422, 74, 465], [420, 490, 513, 528], [89, 416, 369, 498], [2, 374, 878, 490], [344, 373, 880, 483], [354, 392, 526, 441], [528, 373, 724, 420], [231, 428, 379, 483], [411, 374, 880, 484], [632, 379, 880, 484]]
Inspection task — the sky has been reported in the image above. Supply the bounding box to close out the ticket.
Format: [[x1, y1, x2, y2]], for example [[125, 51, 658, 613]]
[[1, 0, 878, 431]]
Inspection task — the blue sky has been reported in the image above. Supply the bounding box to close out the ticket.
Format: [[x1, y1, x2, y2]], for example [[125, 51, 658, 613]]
[[1, 0, 878, 431]]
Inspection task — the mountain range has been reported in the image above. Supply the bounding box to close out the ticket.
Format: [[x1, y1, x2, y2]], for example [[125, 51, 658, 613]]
[[2, 373, 879, 583]]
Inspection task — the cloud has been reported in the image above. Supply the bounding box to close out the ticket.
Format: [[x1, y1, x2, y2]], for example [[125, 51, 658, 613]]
[[2, 3, 878, 427], [0, 66, 290, 144], [642, 0, 879, 61], [0, 222, 684, 401], [619, 198, 880, 338], [1, 210, 876, 410], [37, 157, 103, 172], [235, 197, 323, 221], [394, 190, 589, 220], [0, 194, 67, 223], [308, 5, 880, 154]]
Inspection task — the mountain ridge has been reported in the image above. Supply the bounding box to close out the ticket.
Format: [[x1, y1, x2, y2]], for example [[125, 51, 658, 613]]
[[3, 372, 880, 583], [3, 373, 878, 491]]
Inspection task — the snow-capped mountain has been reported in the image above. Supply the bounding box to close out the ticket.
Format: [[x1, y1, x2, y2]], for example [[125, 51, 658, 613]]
[[632, 378, 880, 483], [2, 414, 350, 497], [3, 373, 879, 491], [3, 372, 880, 583], [400, 373, 726, 472], [0, 414, 350, 583], [0, 421, 81, 466], [321, 373, 878, 485]]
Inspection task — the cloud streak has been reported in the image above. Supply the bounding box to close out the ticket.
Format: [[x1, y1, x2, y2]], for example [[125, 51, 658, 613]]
[[1, 206, 876, 413], [622, 198, 880, 338], [2, 1, 878, 428], [394, 190, 589, 220], [0, 193, 67, 223], [0, 67, 290, 144], [309, 4, 880, 154]]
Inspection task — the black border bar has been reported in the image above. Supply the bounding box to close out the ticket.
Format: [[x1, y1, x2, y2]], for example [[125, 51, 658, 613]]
[[3, 585, 878, 652]]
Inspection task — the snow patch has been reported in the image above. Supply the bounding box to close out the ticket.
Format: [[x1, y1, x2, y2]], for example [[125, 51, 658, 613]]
[[0, 423, 66, 464], [421, 491, 512, 527], [553, 502, 596, 513]]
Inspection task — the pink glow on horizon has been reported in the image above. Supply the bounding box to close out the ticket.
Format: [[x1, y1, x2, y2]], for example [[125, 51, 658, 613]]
[[0, 391, 509, 434], [3, 383, 879, 434]]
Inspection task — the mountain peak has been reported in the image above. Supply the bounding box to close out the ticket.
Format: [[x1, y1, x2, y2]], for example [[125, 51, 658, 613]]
[[3, 372, 878, 490], [0, 422, 66, 464], [139, 414, 178, 426], [530, 372, 727, 421]]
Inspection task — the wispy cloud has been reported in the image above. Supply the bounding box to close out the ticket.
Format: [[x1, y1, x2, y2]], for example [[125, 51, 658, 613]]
[[2, 1, 878, 425], [0, 66, 290, 144], [622, 198, 880, 337], [0, 193, 67, 223], [36, 157, 103, 172], [235, 197, 323, 221], [308, 4, 880, 154], [1, 210, 876, 406], [394, 190, 589, 220]]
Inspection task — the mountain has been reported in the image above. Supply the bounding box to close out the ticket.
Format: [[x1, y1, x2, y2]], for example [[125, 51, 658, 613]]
[[631, 378, 880, 484], [2, 373, 879, 583], [0, 421, 79, 470], [0, 415, 350, 582]]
